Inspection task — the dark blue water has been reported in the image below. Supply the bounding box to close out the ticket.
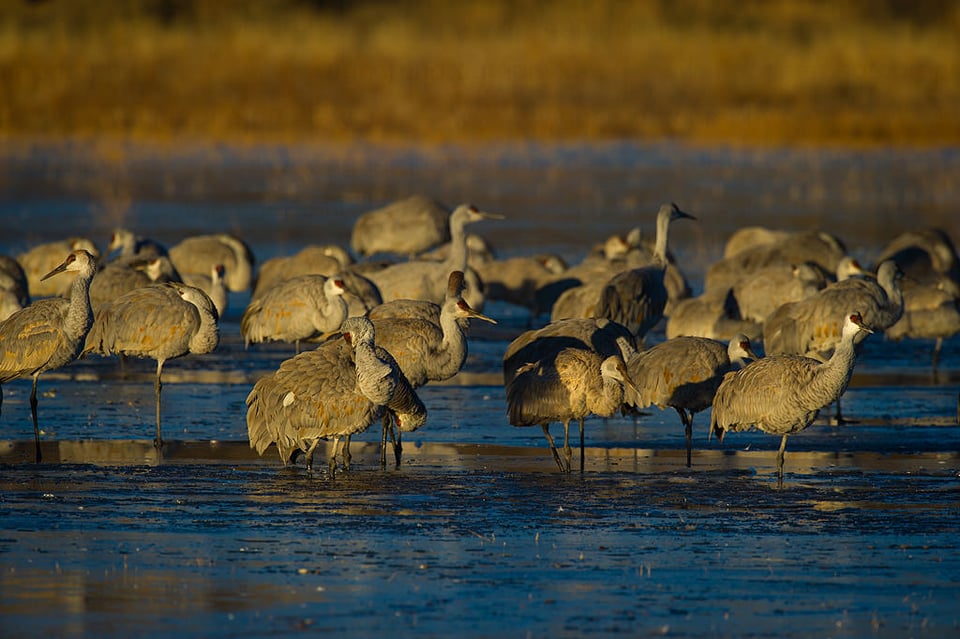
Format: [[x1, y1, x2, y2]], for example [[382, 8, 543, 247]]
[[1, 141, 959, 638]]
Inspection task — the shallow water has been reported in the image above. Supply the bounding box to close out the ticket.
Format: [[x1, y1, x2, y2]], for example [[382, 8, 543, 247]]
[[1, 142, 959, 637]]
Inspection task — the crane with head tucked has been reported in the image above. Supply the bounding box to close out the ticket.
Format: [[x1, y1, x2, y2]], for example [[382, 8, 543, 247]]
[[241, 275, 347, 353], [623, 333, 757, 467], [0, 250, 98, 462], [84, 282, 220, 451], [246, 316, 426, 475]]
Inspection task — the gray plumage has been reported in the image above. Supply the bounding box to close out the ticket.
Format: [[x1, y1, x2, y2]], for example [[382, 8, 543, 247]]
[[665, 289, 762, 342], [89, 256, 181, 312], [107, 228, 167, 261], [181, 263, 228, 318], [596, 203, 695, 341], [711, 312, 872, 484], [885, 274, 960, 371], [764, 260, 903, 360], [351, 195, 452, 258], [503, 317, 637, 387], [506, 347, 638, 473], [370, 271, 496, 465], [0, 250, 98, 462], [245, 316, 426, 474], [733, 262, 826, 324], [84, 282, 220, 449], [0, 255, 29, 321], [367, 203, 502, 310], [624, 333, 757, 467], [241, 275, 347, 353], [168, 233, 255, 293], [252, 244, 353, 300]]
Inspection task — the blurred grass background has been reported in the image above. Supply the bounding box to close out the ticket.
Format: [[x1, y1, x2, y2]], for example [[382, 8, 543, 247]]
[[1, 0, 959, 147]]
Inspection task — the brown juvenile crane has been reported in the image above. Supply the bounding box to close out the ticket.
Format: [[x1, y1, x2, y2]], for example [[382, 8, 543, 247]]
[[711, 311, 872, 485], [0, 249, 98, 463]]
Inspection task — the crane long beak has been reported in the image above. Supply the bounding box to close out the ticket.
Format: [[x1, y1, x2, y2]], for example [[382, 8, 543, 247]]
[[41, 256, 72, 281], [457, 300, 497, 324]]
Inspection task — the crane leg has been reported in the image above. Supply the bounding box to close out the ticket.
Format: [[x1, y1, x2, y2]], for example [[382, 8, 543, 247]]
[[675, 408, 693, 468], [392, 421, 403, 468], [541, 424, 566, 472], [562, 421, 572, 472], [776, 435, 788, 487], [343, 435, 352, 471], [380, 414, 389, 469], [327, 437, 341, 477], [579, 418, 585, 473], [304, 438, 320, 473], [154, 362, 165, 450], [30, 376, 41, 464]]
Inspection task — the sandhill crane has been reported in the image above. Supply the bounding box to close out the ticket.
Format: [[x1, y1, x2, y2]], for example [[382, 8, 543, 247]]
[[503, 317, 637, 387], [246, 316, 426, 474], [472, 252, 568, 317], [351, 195, 452, 258], [0, 255, 29, 321], [732, 262, 826, 324], [763, 260, 902, 422], [506, 348, 639, 472], [168, 233, 255, 293], [17, 237, 100, 298], [665, 289, 762, 341], [367, 203, 502, 310], [623, 334, 757, 467], [872, 228, 960, 285], [0, 250, 98, 463], [83, 283, 219, 450], [181, 264, 228, 318], [711, 312, 872, 485], [89, 256, 180, 312], [706, 230, 847, 296], [885, 274, 960, 372], [241, 275, 347, 353], [252, 245, 353, 300], [595, 202, 695, 341], [722, 226, 792, 259], [106, 228, 167, 261], [368, 271, 495, 465]]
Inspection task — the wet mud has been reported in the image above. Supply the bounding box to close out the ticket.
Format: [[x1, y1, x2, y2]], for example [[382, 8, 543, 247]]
[[1, 142, 959, 637]]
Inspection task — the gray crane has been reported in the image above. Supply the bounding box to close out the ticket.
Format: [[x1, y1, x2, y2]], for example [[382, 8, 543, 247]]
[[350, 194, 452, 258], [0, 250, 98, 463], [106, 228, 168, 262], [367, 203, 502, 310], [0, 255, 29, 321], [506, 347, 639, 472], [252, 244, 353, 300], [17, 237, 100, 298], [885, 274, 960, 372], [181, 263, 228, 318], [241, 275, 347, 353], [596, 202, 695, 342], [89, 256, 181, 312], [763, 260, 902, 422], [623, 333, 757, 467], [168, 233, 255, 293], [711, 311, 872, 485], [246, 316, 426, 475], [371, 271, 496, 465], [83, 283, 220, 451], [504, 317, 637, 386]]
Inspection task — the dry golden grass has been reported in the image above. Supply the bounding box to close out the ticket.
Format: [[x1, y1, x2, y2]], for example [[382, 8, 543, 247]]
[[1, 0, 958, 147]]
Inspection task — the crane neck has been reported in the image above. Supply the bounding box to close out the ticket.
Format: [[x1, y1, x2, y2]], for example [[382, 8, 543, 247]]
[[65, 267, 94, 342], [653, 212, 671, 266], [187, 297, 220, 355], [802, 328, 860, 409]]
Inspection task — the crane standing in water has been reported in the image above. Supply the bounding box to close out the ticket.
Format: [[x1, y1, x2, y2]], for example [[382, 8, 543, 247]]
[[246, 316, 426, 475], [711, 311, 872, 485], [84, 283, 220, 452], [0, 250, 98, 463]]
